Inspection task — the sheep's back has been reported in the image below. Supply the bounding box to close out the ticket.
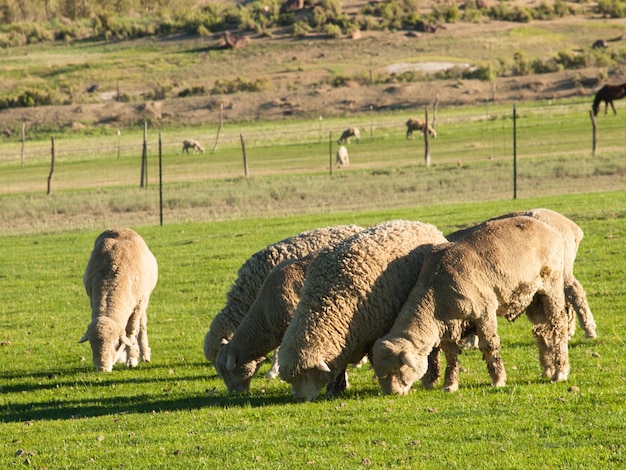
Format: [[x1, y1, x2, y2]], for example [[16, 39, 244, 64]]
[[204, 224, 363, 362], [280, 220, 446, 372]]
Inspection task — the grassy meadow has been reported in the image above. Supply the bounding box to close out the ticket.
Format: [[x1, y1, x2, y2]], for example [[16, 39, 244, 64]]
[[1, 190, 625, 468]]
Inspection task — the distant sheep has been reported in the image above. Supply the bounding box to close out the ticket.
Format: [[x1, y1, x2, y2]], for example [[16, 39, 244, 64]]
[[203, 225, 364, 366], [80, 228, 158, 372], [182, 139, 205, 154], [372, 216, 570, 395], [278, 219, 448, 402], [406, 118, 436, 139], [337, 127, 360, 145], [336, 145, 349, 168]]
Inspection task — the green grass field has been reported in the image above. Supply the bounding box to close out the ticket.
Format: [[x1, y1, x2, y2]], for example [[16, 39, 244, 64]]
[[1, 190, 625, 468]]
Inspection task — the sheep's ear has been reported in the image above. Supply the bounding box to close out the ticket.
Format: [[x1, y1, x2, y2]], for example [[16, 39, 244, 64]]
[[78, 331, 89, 343], [220, 338, 229, 346], [317, 361, 331, 373], [400, 351, 419, 371], [226, 354, 237, 371]]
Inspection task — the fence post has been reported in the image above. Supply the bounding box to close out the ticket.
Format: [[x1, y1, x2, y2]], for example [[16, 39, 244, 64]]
[[590, 109, 597, 157], [20, 123, 25, 166], [240, 133, 248, 178], [424, 108, 431, 167], [159, 132, 163, 227], [140, 122, 148, 188], [329, 131, 333, 176], [47, 136, 55, 195], [213, 104, 223, 153], [513, 104, 517, 200]]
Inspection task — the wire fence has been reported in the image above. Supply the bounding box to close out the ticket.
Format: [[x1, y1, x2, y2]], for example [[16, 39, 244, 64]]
[[1, 99, 626, 231]]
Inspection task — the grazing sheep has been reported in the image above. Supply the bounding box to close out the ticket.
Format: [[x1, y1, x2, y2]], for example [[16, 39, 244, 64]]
[[79, 228, 158, 372], [446, 208, 597, 340], [203, 225, 364, 365], [182, 139, 205, 154], [215, 255, 313, 393], [337, 127, 360, 145], [372, 216, 570, 396], [406, 118, 437, 139], [336, 145, 349, 168], [278, 219, 448, 402]]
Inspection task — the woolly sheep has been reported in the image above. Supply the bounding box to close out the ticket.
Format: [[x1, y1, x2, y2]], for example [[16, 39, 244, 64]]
[[203, 225, 364, 365], [215, 255, 313, 392], [182, 139, 205, 154], [372, 216, 570, 396], [80, 228, 158, 372], [406, 118, 437, 139], [446, 208, 596, 340], [336, 145, 349, 168], [278, 219, 448, 402], [337, 127, 360, 145]]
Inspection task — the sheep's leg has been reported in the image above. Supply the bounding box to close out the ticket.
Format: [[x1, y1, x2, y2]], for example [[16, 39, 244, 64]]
[[420, 346, 441, 389], [475, 313, 506, 387], [525, 296, 555, 378], [440, 341, 461, 392], [265, 347, 280, 379], [540, 292, 570, 382], [565, 279, 597, 339], [137, 307, 151, 363]]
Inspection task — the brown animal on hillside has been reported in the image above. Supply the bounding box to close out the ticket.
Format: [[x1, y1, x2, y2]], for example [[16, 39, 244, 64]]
[[592, 83, 626, 116], [406, 118, 437, 139]]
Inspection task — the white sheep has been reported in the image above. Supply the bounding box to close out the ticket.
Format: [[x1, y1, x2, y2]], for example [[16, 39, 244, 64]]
[[336, 145, 349, 168], [372, 216, 570, 395], [215, 255, 313, 393], [79, 228, 158, 372], [203, 225, 364, 366], [182, 139, 205, 154], [446, 208, 597, 340], [337, 127, 360, 145], [406, 118, 437, 139], [278, 219, 448, 402]]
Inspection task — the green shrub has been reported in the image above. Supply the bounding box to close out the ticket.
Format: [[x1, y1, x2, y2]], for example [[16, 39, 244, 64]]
[[596, 0, 626, 18], [292, 20, 311, 37], [324, 23, 342, 38], [211, 77, 271, 95]]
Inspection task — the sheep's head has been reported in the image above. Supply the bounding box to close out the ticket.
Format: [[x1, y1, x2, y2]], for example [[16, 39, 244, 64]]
[[79, 317, 131, 372], [215, 344, 264, 393], [288, 361, 332, 403], [372, 338, 427, 395]]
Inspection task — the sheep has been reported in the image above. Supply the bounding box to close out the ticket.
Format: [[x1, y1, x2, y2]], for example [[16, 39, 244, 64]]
[[182, 139, 205, 154], [406, 118, 437, 139], [203, 225, 364, 366], [215, 255, 313, 393], [371, 216, 570, 396], [446, 208, 597, 340], [79, 228, 158, 372], [336, 145, 349, 168], [337, 127, 360, 145], [277, 219, 448, 402]]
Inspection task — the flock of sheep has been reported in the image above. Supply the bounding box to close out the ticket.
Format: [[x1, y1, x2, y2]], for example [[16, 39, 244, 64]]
[[181, 118, 433, 170], [80, 208, 597, 402]]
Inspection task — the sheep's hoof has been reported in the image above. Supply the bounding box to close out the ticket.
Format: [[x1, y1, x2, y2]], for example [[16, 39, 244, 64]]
[[443, 383, 459, 393], [541, 367, 555, 379], [585, 328, 597, 339], [551, 370, 569, 383]]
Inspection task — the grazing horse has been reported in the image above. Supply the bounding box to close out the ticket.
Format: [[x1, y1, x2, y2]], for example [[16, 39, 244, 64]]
[[592, 83, 626, 116]]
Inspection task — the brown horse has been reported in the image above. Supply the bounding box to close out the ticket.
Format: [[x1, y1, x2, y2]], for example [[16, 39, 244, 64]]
[[592, 83, 626, 116]]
